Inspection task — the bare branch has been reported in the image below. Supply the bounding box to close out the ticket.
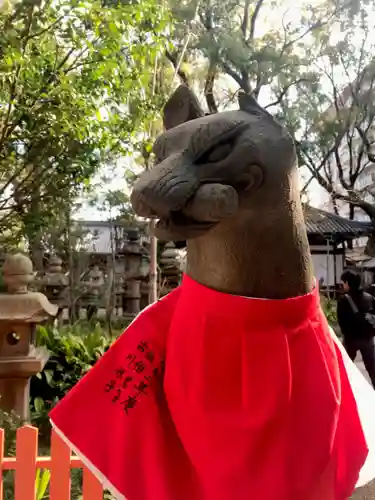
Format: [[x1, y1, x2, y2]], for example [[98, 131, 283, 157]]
[[356, 115, 375, 163], [281, 14, 334, 56], [300, 83, 362, 194], [265, 78, 310, 109], [297, 141, 337, 194], [346, 126, 355, 179], [299, 127, 348, 194]]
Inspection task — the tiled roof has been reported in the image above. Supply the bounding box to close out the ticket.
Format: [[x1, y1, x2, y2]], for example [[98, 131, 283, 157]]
[[304, 205, 373, 238]]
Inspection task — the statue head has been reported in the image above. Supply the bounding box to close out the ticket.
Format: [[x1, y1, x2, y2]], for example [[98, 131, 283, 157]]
[[130, 85, 297, 242]]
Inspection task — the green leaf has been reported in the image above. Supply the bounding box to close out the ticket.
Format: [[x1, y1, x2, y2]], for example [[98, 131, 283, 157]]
[[0, 0, 171, 244], [44, 370, 54, 386], [34, 397, 45, 414], [36, 469, 51, 500]]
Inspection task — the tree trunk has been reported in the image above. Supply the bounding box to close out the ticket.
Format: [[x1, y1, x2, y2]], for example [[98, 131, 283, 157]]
[[66, 208, 76, 322], [349, 204, 355, 220], [29, 233, 44, 271], [23, 167, 44, 271]]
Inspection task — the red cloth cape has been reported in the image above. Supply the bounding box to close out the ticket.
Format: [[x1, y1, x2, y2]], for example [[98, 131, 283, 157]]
[[50, 275, 369, 500]]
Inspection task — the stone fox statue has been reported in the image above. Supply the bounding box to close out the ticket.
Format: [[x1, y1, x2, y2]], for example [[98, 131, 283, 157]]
[[50, 86, 375, 500]]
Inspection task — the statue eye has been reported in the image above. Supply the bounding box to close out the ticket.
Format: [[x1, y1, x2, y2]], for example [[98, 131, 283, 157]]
[[196, 142, 232, 164]]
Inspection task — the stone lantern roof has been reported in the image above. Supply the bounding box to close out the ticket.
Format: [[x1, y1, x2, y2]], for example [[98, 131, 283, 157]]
[[0, 253, 58, 322]]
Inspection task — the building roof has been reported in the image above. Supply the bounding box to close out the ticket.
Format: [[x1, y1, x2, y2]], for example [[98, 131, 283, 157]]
[[303, 205, 373, 239]]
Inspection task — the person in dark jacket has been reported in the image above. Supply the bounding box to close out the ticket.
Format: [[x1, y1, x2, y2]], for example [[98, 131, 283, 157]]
[[337, 269, 375, 388]]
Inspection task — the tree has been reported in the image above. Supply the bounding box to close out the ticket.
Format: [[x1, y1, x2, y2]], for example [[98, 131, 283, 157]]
[[0, 0, 170, 262], [164, 0, 375, 227], [165, 0, 365, 112], [293, 15, 375, 222]]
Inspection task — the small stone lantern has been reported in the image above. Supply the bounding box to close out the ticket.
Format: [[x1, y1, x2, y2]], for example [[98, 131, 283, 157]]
[[122, 229, 143, 314], [81, 265, 105, 320], [39, 255, 68, 305], [159, 242, 181, 296], [0, 254, 58, 420]]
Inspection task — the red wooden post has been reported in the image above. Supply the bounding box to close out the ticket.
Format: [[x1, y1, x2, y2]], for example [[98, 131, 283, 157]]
[[15, 425, 38, 500], [50, 429, 72, 500], [83, 465, 103, 499], [0, 425, 105, 499]]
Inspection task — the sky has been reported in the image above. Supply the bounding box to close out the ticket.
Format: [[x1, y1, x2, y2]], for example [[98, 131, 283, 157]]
[[78, 158, 131, 220]]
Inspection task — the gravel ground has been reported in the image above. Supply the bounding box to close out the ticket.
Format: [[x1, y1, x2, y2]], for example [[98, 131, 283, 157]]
[[351, 481, 375, 499]]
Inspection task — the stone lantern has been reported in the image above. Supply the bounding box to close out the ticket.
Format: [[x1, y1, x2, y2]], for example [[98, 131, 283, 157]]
[[0, 253, 58, 420], [139, 250, 151, 310], [81, 265, 105, 320], [123, 229, 143, 314], [39, 256, 68, 305], [37, 256, 69, 325], [159, 242, 181, 296]]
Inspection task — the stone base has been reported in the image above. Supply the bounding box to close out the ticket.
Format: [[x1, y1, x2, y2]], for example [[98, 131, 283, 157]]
[[0, 347, 49, 420]]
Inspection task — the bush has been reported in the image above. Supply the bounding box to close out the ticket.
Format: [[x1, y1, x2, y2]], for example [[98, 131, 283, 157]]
[[30, 323, 118, 442], [320, 294, 341, 338], [0, 321, 124, 499], [0, 408, 22, 456], [0, 409, 23, 499]]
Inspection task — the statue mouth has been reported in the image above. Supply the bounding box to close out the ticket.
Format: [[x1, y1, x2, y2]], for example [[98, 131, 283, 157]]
[[153, 212, 215, 241], [134, 183, 240, 241]]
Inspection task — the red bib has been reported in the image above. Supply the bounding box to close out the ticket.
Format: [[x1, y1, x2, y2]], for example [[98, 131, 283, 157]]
[[50, 275, 371, 500]]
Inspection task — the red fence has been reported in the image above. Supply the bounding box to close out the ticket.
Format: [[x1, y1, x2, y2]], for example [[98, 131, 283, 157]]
[[0, 425, 104, 499]]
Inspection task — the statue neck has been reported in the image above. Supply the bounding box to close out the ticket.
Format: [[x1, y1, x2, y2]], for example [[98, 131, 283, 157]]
[[186, 198, 314, 299]]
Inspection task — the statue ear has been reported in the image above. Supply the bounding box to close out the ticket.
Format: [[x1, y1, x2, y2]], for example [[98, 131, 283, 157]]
[[163, 85, 205, 130], [238, 91, 273, 119]]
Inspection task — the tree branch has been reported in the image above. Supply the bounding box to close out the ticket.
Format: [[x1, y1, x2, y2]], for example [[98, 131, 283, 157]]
[[241, 0, 251, 37], [165, 50, 190, 86], [27, 14, 68, 41], [265, 78, 310, 109], [299, 126, 348, 194], [334, 146, 350, 190], [65, 56, 104, 73], [222, 61, 249, 92], [55, 47, 76, 72], [334, 193, 375, 222], [281, 14, 334, 56], [357, 123, 375, 163]]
